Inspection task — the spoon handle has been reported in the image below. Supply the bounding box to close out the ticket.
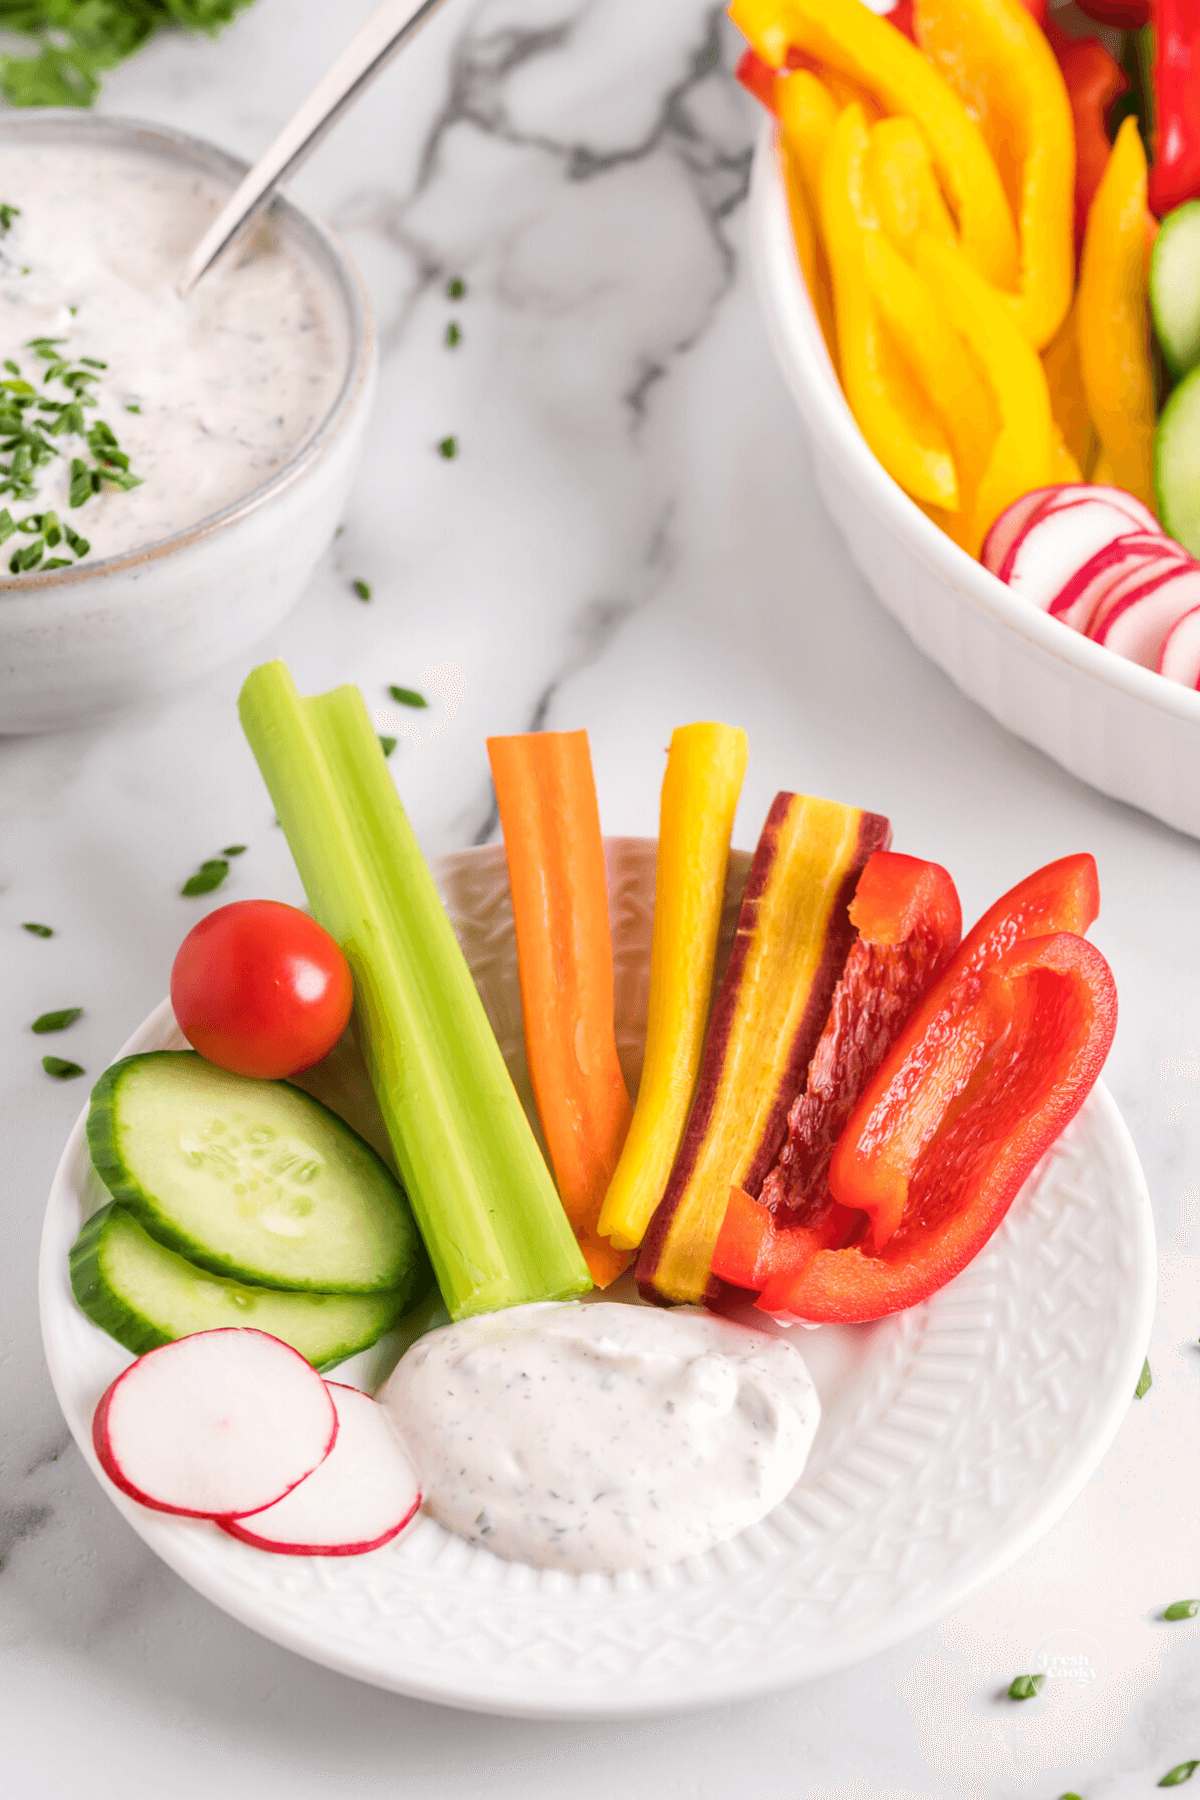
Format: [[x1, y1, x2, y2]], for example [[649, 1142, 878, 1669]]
[[178, 0, 451, 297]]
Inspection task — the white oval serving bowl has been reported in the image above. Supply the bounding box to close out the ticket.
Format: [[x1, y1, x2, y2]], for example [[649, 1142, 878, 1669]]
[[749, 122, 1200, 840], [40, 840, 1156, 1716], [0, 113, 376, 736]]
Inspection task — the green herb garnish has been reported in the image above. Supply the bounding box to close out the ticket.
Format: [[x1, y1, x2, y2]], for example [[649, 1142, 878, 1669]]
[[447, 276, 465, 299], [22, 921, 52, 936], [1007, 1674, 1044, 1701], [353, 578, 372, 601], [387, 684, 428, 709], [32, 1006, 81, 1033], [0, 203, 18, 235], [378, 735, 397, 757], [125, 402, 141, 413], [42, 1054, 84, 1079], [221, 844, 247, 857], [446, 322, 461, 348], [1165, 1600, 1199, 1620], [438, 435, 457, 459], [0, 5, 257, 110], [1161, 1766, 1200, 1788], [180, 858, 229, 897], [1136, 1357, 1153, 1398]]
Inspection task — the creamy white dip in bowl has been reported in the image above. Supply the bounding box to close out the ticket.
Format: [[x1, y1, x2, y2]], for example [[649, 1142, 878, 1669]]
[[0, 113, 375, 734], [749, 120, 1200, 841]]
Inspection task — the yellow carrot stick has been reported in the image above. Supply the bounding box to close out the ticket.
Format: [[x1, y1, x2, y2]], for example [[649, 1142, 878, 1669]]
[[597, 723, 748, 1252], [488, 731, 632, 1286]]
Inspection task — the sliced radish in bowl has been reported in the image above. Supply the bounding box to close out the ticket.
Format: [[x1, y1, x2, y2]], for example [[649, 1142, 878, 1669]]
[[981, 487, 1059, 577], [1089, 566, 1200, 668], [1050, 534, 1193, 633], [1002, 498, 1169, 610], [93, 1328, 337, 1520], [221, 1383, 422, 1557], [1160, 605, 1200, 687]]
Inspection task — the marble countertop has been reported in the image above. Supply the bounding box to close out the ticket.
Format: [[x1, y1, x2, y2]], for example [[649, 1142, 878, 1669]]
[[3, 0, 1200, 1792]]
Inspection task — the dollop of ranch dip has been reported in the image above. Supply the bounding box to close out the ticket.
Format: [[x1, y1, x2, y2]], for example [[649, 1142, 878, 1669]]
[[379, 1302, 821, 1574], [0, 143, 345, 563]]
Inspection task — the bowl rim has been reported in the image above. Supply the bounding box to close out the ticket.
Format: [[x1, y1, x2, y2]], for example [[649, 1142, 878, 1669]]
[[750, 118, 1200, 727], [0, 110, 375, 597]]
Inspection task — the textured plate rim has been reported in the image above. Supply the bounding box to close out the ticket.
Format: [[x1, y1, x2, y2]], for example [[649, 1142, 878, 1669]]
[[39, 851, 1157, 1719]]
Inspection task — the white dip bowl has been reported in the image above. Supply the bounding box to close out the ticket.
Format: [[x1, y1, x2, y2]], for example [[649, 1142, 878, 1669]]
[[749, 122, 1200, 841], [0, 113, 376, 735]]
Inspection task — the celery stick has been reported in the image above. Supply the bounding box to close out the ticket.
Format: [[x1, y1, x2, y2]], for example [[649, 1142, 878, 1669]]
[[238, 660, 592, 1319]]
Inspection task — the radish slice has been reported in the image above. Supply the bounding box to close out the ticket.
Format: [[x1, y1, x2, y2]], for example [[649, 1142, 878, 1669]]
[[221, 1384, 421, 1556], [1159, 604, 1200, 687], [1050, 534, 1192, 632], [1004, 498, 1169, 610], [93, 1328, 337, 1520], [981, 487, 1058, 576], [1033, 483, 1162, 538], [1089, 565, 1200, 667]]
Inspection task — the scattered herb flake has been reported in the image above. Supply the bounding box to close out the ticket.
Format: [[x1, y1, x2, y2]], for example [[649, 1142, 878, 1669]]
[[1165, 1600, 1200, 1620], [0, 203, 18, 235], [447, 276, 465, 299], [22, 921, 52, 937], [221, 844, 247, 857], [446, 321, 461, 348], [32, 1006, 82, 1033], [125, 402, 141, 414], [378, 734, 397, 757], [1136, 1358, 1153, 1398], [180, 858, 229, 897], [353, 578, 372, 601], [437, 435, 458, 459], [1007, 1674, 1044, 1701], [1161, 1766, 1200, 1788], [42, 1055, 84, 1079], [387, 684, 428, 709]]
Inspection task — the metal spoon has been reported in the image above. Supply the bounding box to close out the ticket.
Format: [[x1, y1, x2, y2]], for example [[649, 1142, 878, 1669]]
[[178, 0, 451, 298]]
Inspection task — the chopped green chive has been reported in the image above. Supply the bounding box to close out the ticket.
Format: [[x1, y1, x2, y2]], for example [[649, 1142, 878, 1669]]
[[1161, 1766, 1200, 1788], [387, 684, 428, 709], [42, 1055, 84, 1079], [180, 858, 230, 897], [1007, 1674, 1044, 1701], [22, 921, 53, 937], [352, 578, 372, 601], [1136, 1358, 1153, 1398], [32, 1006, 81, 1033], [0, 203, 19, 235], [125, 403, 141, 414], [446, 321, 461, 348], [378, 735, 397, 757], [1165, 1600, 1199, 1620], [447, 276, 465, 299], [438, 435, 458, 459], [221, 844, 247, 857]]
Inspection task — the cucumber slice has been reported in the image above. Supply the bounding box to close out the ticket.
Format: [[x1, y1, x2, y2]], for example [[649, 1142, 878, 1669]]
[[87, 1052, 427, 1294], [1150, 202, 1200, 382], [70, 1204, 418, 1370], [1155, 365, 1200, 558]]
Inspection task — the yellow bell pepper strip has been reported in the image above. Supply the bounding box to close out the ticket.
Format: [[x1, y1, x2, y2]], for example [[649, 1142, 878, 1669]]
[[1048, 428, 1083, 485], [597, 723, 748, 1253], [775, 70, 839, 362], [729, 0, 1019, 286], [1076, 117, 1156, 510], [822, 106, 959, 509], [866, 117, 958, 253], [915, 0, 1074, 349], [913, 234, 1054, 552], [1041, 300, 1097, 476]]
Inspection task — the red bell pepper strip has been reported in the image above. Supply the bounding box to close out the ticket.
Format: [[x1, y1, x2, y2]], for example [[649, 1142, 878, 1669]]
[[826, 851, 1099, 1249], [1150, 0, 1200, 215], [1074, 0, 1149, 26], [766, 931, 1117, 1323], [1057, 38, 1131, 260], [736, 47, 779, 115], [710, 851, 961, 1303]]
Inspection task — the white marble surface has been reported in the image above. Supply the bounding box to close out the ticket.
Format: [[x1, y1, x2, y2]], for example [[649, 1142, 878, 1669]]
[[3, 0, 1200, 1791]]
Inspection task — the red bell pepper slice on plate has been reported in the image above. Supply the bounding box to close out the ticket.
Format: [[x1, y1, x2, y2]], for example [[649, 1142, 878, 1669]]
[[1150, 0, 1200, 215], [776, 931, 1117, 1322]]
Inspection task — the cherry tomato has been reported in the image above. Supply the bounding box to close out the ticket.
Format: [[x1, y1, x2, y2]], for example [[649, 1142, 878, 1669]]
[[170, 900, 353, 1080]]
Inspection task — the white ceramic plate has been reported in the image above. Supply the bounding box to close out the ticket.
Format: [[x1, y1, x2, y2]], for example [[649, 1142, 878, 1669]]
[[40, 841, 1156, 1718], [749, 122, 1200, 841]]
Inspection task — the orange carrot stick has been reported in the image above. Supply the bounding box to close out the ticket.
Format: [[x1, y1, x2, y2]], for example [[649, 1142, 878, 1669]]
[[487, 731, 633, 1286]]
